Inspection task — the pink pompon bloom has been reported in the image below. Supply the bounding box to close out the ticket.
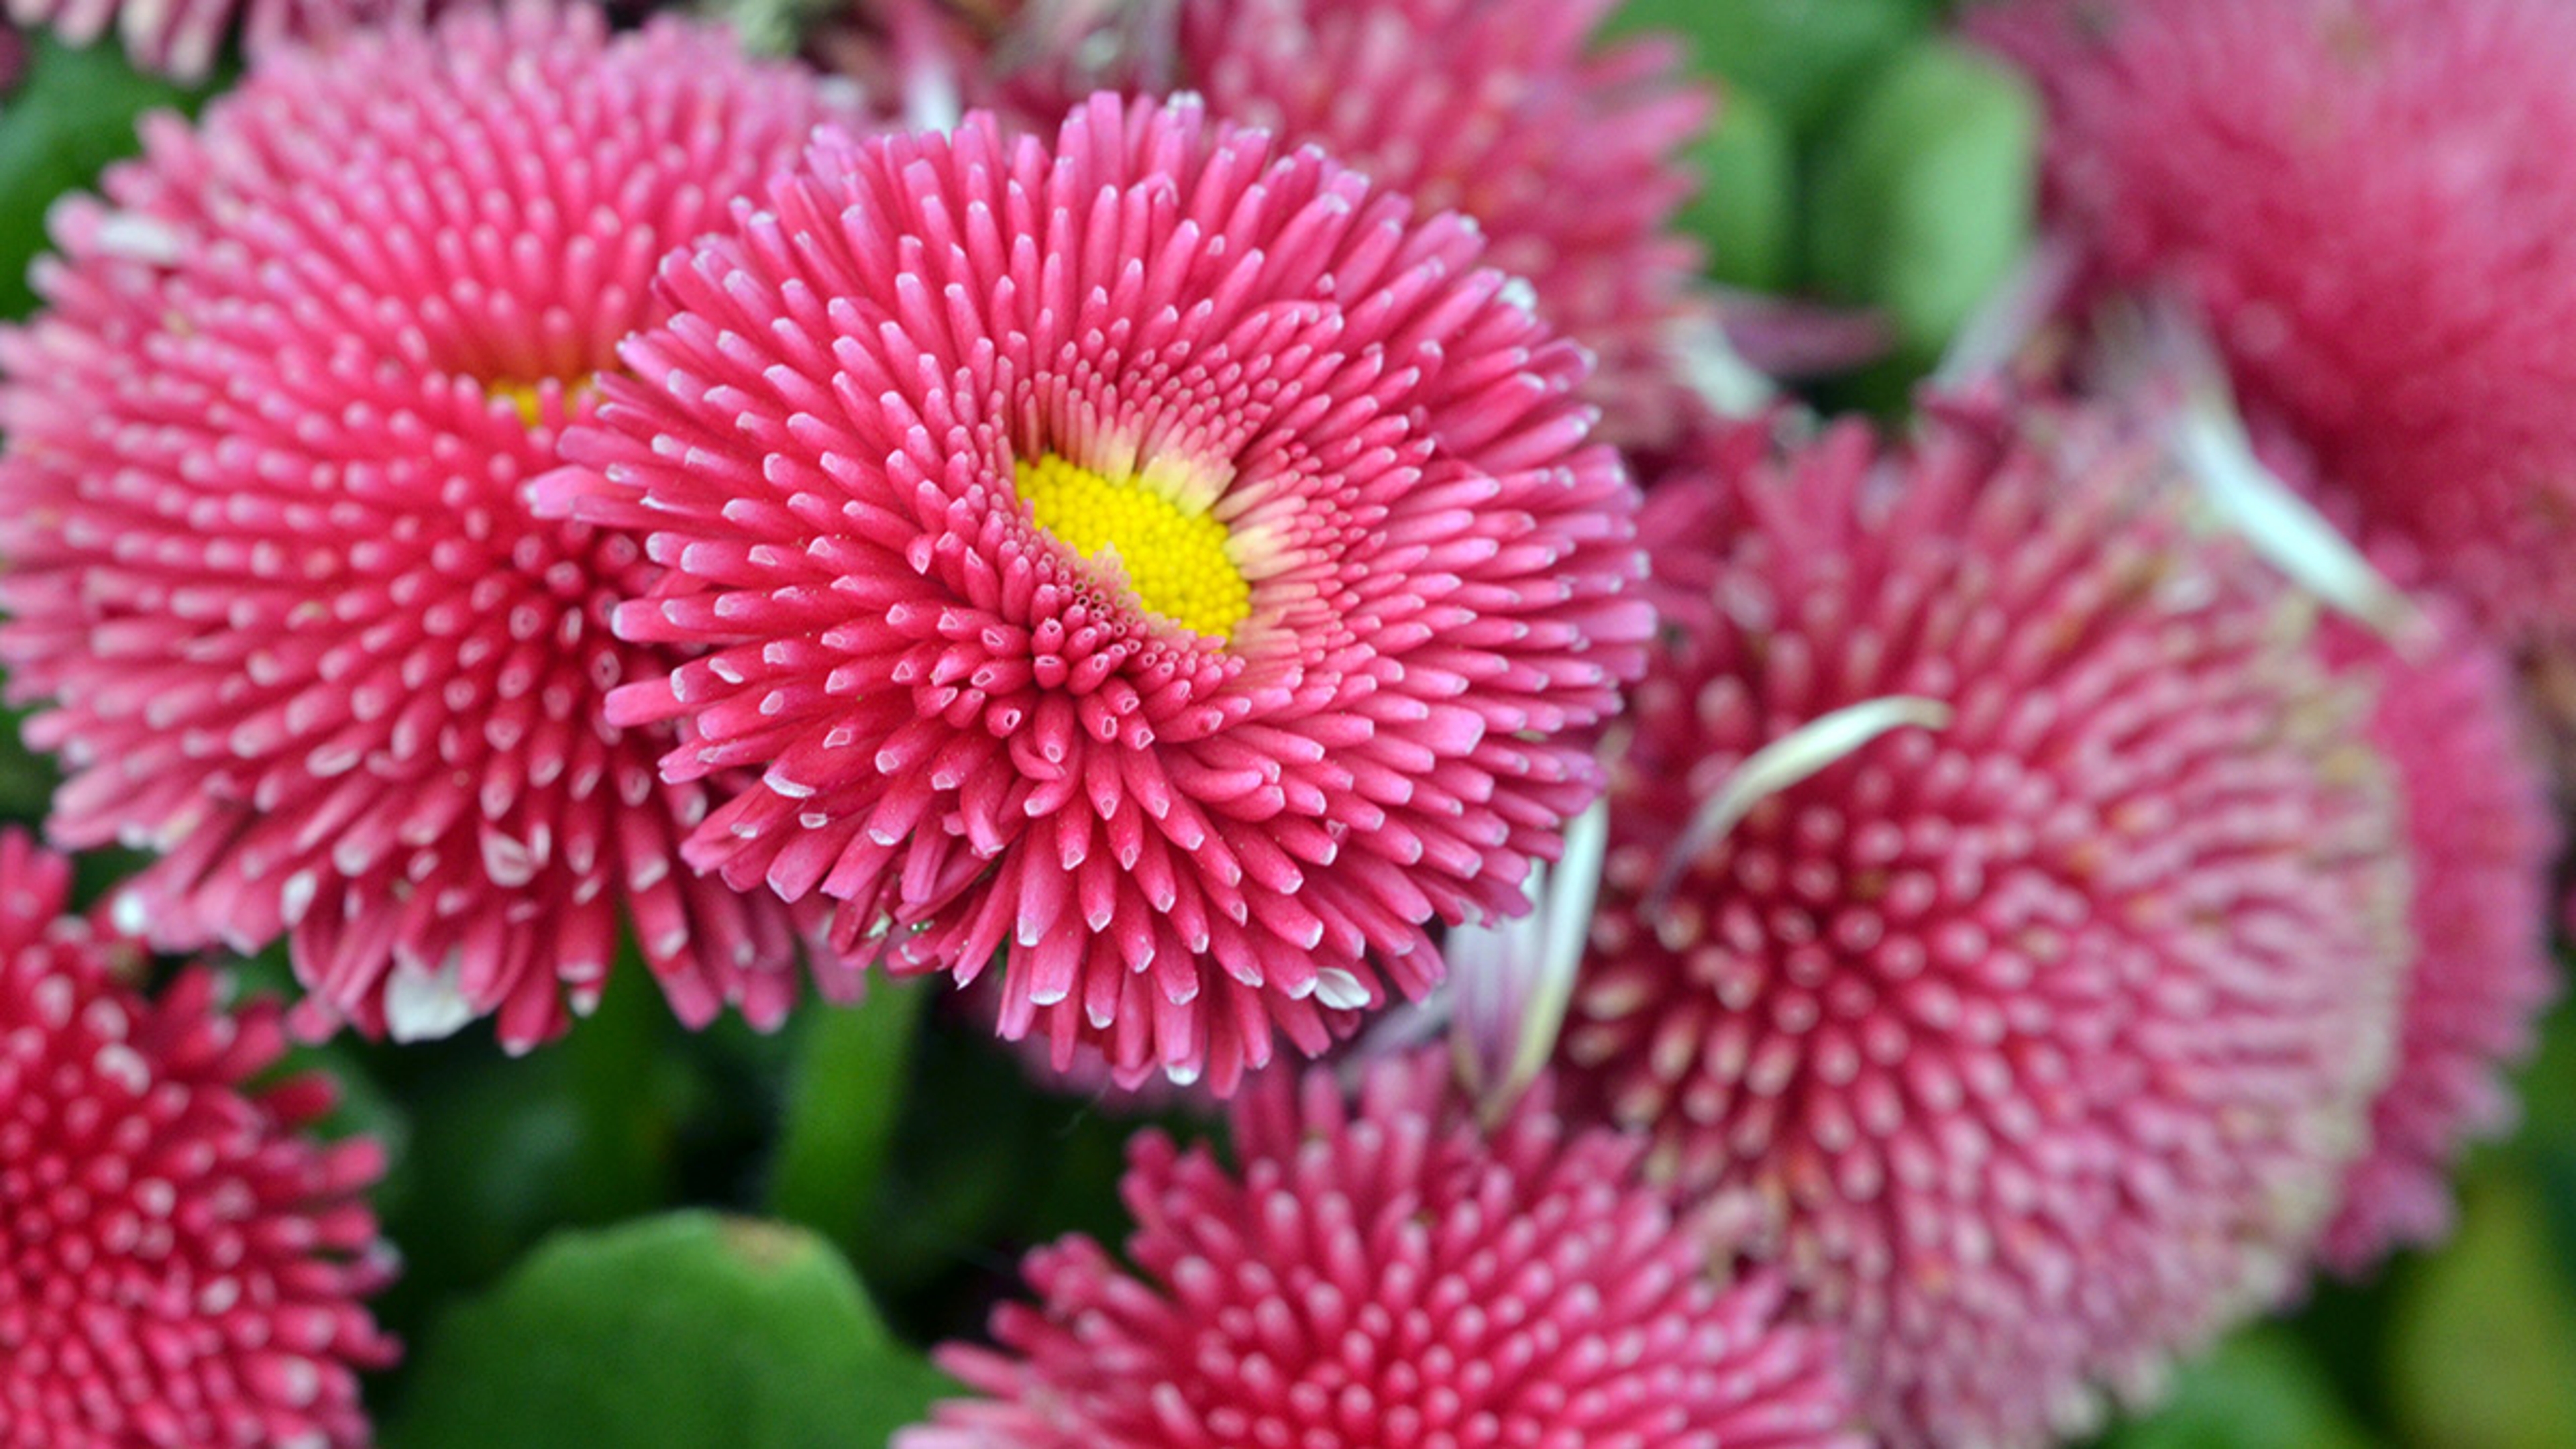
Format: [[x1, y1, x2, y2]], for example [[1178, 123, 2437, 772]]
[[1558, 402, 2410, 1449], [0, 5, 860, 1050], [901, 1049, 1866, 1449], [2314, 579, 2559, 1273], [865, 0, 1715, 449], [5, 0, 426, 81], [0, 831, 396, 1449], [1172, 0, 1713, 449], [539, 94, 1652, 1095], [1978, 0, 2576, 647], [2220, 414, 2575, 1273]]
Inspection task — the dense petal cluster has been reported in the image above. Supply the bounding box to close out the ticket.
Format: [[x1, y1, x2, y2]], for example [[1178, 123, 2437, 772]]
[[1559, 406, 2409, 1448], [0, 5, 856, 1049], [876, 0, 1713, 449], [543, 95, 1651, 1093], [2311, 559, 2559, 1273], [0, 832, 395, 1449], [1978, 0, 2576, 645], [903, 1049, 1864, 1449], [1171, 0, 1711, 450]]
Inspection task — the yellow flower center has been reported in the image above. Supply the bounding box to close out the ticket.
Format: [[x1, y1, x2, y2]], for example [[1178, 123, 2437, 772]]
[[1016, 453, 1250, 641], [490, 374, 598, 429]]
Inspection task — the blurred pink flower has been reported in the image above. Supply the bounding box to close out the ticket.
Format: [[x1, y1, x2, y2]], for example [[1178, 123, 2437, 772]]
[[1981, 0, 2576, 647], [2114, 371, 2561, 1277], [0, 830, 395, 1449], [1560, 402, 2409, 1448], [2314, 577, 2559, 1271], [2226, 424, 2565, 1276]]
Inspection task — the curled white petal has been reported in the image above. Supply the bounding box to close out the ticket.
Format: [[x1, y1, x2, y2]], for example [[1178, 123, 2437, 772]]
[[902, 52, 963, 133], [1651, 696, 1953, 910], [2171, 390, 2427, 649], [1508, 797, 1609, 1103], [1448, 886, 1544, 1098], [384, 953, 476, 1043], [1933, 232, 2080, 386], [2108, 298, 2428, 649], [1668, 313, 1776, 420], [1448, 795, 1609, 1118]]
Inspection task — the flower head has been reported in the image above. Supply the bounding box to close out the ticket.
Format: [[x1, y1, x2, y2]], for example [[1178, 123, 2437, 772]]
[[0, 831, 395, 1449], [0, 5, 859, 1049], [2149, 391, 2561, 1276], [1182, 0, 1712, 448], [2312, 578, 2557, 1272], [1560, 404, 2410, 1448], [869, 0, 1714, 449], [901, 1049, 1864, 1449], [1978, 0, 2576, 645], [541, 94, 1651, 1094]]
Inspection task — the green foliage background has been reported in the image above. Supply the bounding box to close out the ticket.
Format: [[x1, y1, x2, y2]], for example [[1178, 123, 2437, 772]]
[[0, 3, 2565, 1444]]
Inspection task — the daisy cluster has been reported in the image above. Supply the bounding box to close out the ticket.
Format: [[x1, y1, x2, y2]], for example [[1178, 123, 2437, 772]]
[[0, 0, 2565, 1446]]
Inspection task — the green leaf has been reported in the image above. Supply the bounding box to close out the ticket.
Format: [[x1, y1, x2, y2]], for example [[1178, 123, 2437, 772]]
[[1607, 0, 1937, 140], [2506, 989, 2576, 1148], [386, 1213, 953, 1449], [1690, 85, 1796, 292], [2387, 1167, 2576, 1449], [2100, 1328, 2379, 1449], [0, 698, 58, 825], [1805, 38, 2040, 363], [851, 1021, 1056, 1305], [766, 979, 932, 1260], [370, 1033, 682, 1342], [562, 950, 689, 1212], [0, 36, 218, 320]]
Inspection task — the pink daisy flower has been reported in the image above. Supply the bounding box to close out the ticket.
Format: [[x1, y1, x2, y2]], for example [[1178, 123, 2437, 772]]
[[2123, 381, 2561, 1275], [2313, 578, 2559, 1273], [0, 5, 860, 1049], [538, 94, 1652, 1094], [2226, 428, 2567, 1274], [1177, 0, 1715, 449], [0, 831, 396, 1449], [860, 0, 1714, 449], [901, 1049, 1865, 1449], [1978, 0, 2576, 646], [1558, 404, 2409, 1448]]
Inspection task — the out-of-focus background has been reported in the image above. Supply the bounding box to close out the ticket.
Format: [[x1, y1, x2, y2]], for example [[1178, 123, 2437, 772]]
[[1, 1, 2568, 1445]]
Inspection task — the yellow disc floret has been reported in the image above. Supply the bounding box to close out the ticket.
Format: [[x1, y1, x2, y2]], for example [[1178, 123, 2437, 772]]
[[1016, 453, 1251, 641], [490, 374, 599, 429]]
